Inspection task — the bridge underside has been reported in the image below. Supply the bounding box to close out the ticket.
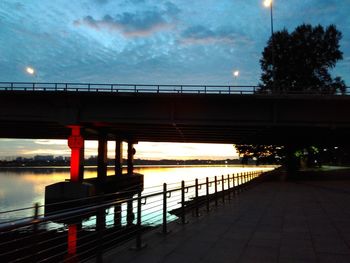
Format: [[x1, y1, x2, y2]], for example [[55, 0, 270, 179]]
[[0, 91, 350, 146]]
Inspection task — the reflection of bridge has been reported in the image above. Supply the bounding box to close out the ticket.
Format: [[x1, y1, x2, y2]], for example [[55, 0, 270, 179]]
[[1, 82, 350, 146]]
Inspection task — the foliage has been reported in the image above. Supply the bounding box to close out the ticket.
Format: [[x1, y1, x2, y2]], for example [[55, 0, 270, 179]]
[[259, 24, 346, 94], [235, 144, 284, 165]]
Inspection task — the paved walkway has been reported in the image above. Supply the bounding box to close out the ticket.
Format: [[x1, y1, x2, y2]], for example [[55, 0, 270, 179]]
[[102, 180, 350, 263]]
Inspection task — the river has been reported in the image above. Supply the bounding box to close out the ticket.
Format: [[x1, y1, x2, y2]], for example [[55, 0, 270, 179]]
[[0, 165, 274, 222]]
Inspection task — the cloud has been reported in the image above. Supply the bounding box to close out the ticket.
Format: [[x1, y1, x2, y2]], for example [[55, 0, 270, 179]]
[[164, 2, 181, 16], [74, 2, 180, 37], [93, 0, 109, 4], [180, 25, 252, 46]]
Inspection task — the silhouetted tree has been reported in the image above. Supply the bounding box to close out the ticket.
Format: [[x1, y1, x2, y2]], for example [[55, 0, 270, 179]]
[[235, 144, 284, 165], [260, 24, 346, 94]]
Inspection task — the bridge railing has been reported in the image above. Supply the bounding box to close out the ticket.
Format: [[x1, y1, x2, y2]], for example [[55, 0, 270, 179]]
[[0, 82, 259, 94], [0, 171, 267, 262], [1, 82, 349, 95]]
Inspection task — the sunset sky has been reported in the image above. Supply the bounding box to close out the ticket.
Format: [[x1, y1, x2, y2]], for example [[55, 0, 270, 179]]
[[0, 0, 349, 159]]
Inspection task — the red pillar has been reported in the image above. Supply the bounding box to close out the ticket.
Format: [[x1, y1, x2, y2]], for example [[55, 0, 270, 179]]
[[68, 126, 84, 183]]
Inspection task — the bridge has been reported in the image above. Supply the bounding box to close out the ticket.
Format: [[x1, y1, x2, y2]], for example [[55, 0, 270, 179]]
[[1, 82, 350, 146], [1, 82, 350, 262]]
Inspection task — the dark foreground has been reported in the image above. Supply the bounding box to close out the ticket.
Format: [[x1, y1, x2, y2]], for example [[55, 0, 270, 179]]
[[101, 176, 350, 263]]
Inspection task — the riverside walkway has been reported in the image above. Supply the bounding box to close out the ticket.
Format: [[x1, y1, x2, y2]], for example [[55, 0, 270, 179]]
[[102, 179, 350, 263]]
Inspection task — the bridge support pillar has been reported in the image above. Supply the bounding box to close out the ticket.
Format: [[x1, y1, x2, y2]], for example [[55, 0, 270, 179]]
[[97, 135, 108, 181], [115, 139, 123, 176], [127, 141, 137, 175], [68, 126, 84, 182]]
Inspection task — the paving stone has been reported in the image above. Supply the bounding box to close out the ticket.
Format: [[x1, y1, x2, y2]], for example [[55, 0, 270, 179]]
[[100, 180, 350, 263]]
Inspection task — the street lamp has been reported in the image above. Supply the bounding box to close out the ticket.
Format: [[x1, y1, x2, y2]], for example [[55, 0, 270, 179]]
[[263, 0, 276, 93], [263, 0, 274, 40], [26, 66, 35, 75], [232, 70, 239, 86]]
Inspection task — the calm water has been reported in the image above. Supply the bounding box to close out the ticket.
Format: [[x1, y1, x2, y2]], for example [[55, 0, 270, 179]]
[[0, 165, 273, 222]]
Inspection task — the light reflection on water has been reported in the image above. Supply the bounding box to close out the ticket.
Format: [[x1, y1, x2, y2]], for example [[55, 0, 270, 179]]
[[0, 165, 274, 222]]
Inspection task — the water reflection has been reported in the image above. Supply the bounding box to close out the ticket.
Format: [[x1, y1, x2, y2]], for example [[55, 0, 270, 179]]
[[0, 165, 274, 221]]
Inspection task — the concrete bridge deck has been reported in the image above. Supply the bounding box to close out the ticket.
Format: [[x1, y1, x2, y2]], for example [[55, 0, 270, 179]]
[[102, 179, 350, 263], [1, 84, 350, 145]]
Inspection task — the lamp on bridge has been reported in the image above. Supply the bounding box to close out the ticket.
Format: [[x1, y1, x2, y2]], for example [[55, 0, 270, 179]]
[[232, 70, 239, 86], [25, 66, 38, 82], [25, 66, 36, 76]]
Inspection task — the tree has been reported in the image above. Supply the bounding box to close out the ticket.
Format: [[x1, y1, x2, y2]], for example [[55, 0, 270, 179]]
[[235, 24, 347, 172], [260, 24, 346, 94], [235, 144, 284, 165]]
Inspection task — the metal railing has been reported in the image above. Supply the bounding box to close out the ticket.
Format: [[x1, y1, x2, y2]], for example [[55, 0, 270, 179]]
[[0, 171, 266, 262], [0, 82, 256, 94], [0, 82, 349, 95]]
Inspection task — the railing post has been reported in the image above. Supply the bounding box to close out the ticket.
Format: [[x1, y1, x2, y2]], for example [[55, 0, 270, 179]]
[[195, 178, 199, 217], [206, 177, 210, 212], [238, 173, 241, 193], [135, 191, 144, 249], [214, 176, 218, 206], [227, 174, 231, 201], [32, 203, 39, 261], [232, 173, 236, 196], [221, 175, 225, 204], [162, 183, 168, 234], [181, 180, 186, 224]]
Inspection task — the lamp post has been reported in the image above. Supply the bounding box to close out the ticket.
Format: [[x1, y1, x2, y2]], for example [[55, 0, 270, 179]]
[[263, 0, 274, 38], [263, 0, 276, 93], [232, 70, 239, 87]]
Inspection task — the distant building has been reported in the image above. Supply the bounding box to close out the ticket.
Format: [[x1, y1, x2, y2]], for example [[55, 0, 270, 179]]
[[34, 155, 54, 161]]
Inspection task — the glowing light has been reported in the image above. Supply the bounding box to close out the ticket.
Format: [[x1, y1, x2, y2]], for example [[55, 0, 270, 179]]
[[263, 0, 272, 7], [68, 126, 84, 182], [233, 70, 240, 77], [26, 66, 35, 75]]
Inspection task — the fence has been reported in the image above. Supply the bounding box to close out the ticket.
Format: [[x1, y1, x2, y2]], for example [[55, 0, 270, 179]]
[[0, 82, 258, 95], [0, 82, 349, 95], [0, 170, 266, 262]]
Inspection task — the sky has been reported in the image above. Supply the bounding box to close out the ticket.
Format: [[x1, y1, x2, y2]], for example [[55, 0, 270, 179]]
[[0, 0, 349, 159]]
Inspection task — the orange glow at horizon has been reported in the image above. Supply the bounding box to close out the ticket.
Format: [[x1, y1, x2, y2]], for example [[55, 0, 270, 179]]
[[23, 140, 239, 160]]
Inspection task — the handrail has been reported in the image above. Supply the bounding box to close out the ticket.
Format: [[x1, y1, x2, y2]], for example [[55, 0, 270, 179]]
[[0, 81, 258, 95], [0, 170, 268, 262], [0, 171, 265, 232], [0, 81, 349, 95]]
